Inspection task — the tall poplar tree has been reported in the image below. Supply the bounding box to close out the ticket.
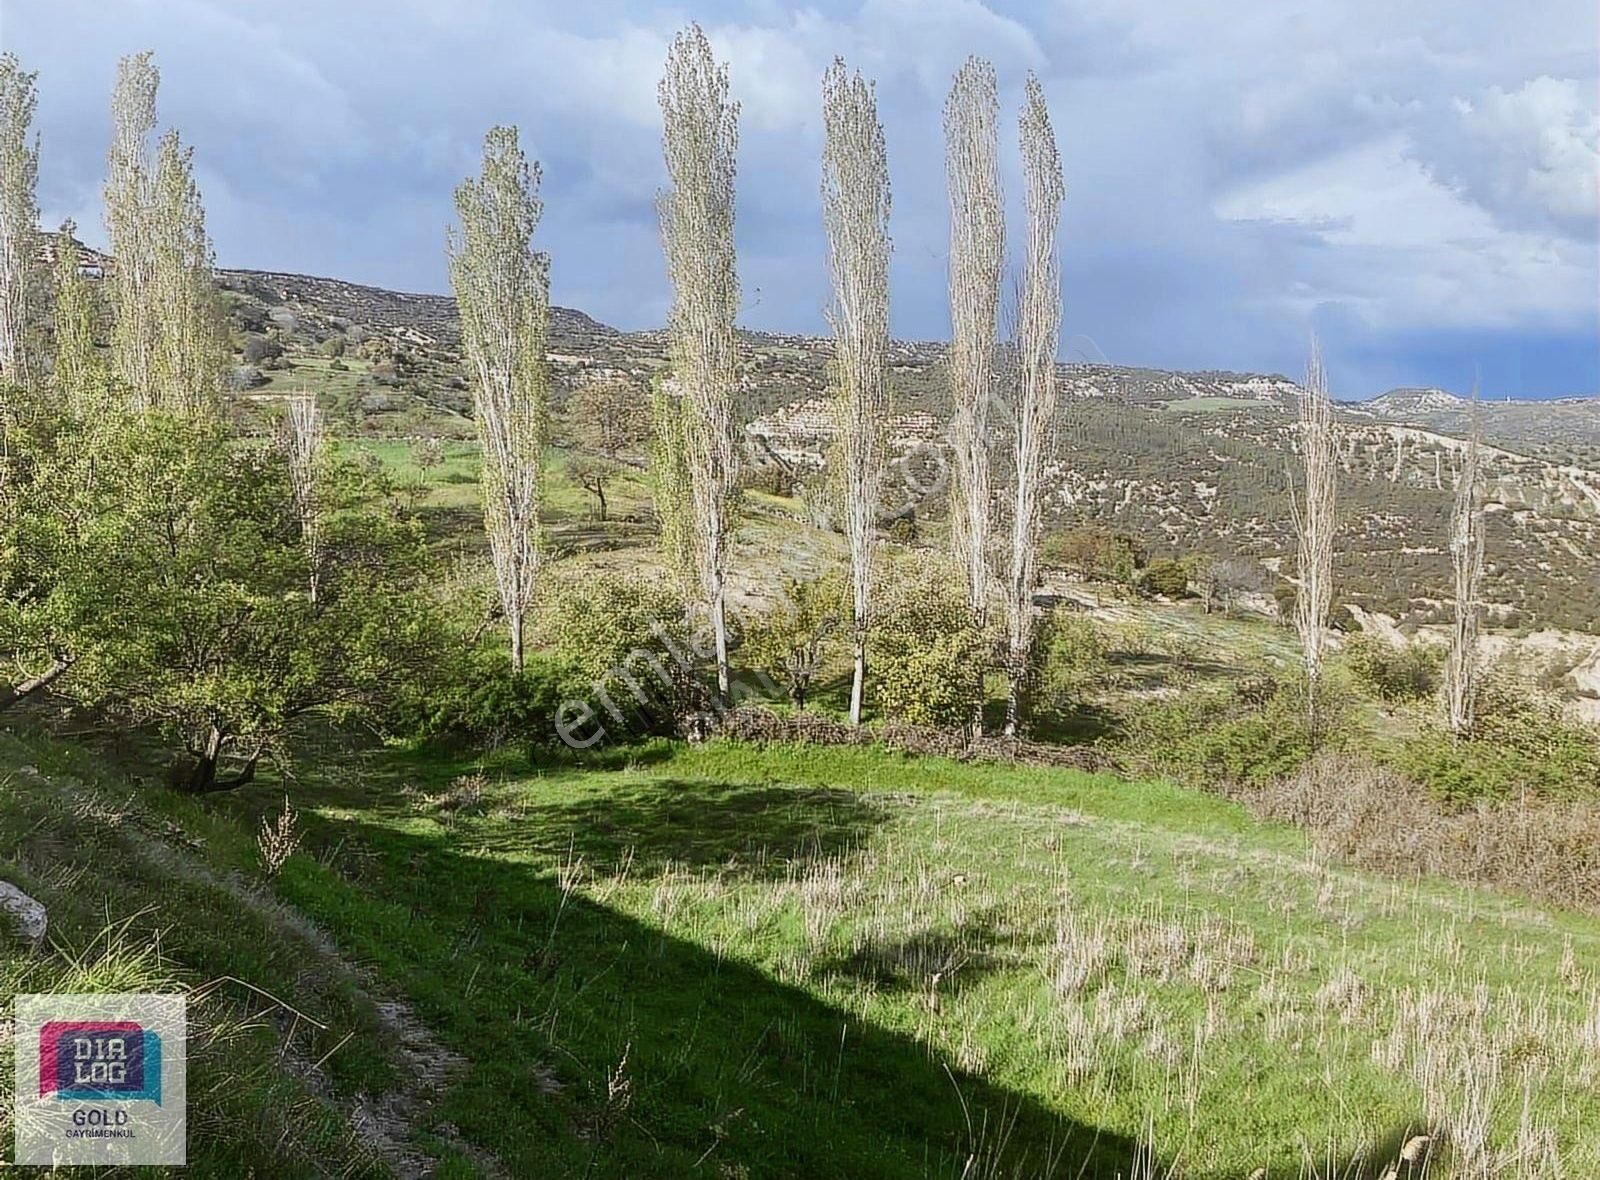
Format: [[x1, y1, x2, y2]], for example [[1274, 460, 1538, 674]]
[[821, 58, 891, 727], [0, 53, 42, 394], [658, 25, 740, 705], [447, 125, 549, 671], [944, 57, 1003, 640], [1003, 76, 1065, 736]]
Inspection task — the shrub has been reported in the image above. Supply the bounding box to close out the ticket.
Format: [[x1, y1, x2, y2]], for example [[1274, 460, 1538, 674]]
[[1389, 675, 1600, 802], [1343, 634, 1440, 703], [1237, 754, 1600, 913], [241, 333, 283, 365], [1042, 525, 1144, 586], [1140, 558, 1189, 599], [1119, 672, 1357, 788], [396, 648, 577, 747], [870, 553, 990, 728], [1026, 611, 1107, 719], [1271, 582, 1297, 622], [533, 566, 692, 740], [740, 462, 796, 498]]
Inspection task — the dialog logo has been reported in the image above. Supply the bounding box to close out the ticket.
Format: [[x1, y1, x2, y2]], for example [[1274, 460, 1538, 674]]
[[39, 1021, 164, 1103], [14, 994, 185, 1166]]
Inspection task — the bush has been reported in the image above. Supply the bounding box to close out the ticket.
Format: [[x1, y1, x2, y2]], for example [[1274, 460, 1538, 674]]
[[1026, 611, 1107, 720], [1390, 675, 1600, 802], [241, 333, 283, 365], [1042, 525, 1144, 586], [533, 566, 692, 740], [1140, 558, 1189, 599], [870, 553, 990, 728], [1237, 754, 1600, 913], [396, 649, 576, 747], [1119, 672, 1356, 788], [1343, 634, 1440, 703], [740, 463, 796, 498]]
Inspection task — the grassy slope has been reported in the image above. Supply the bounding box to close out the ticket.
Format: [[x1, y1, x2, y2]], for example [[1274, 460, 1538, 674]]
[[8, 726, 1597, 1177]]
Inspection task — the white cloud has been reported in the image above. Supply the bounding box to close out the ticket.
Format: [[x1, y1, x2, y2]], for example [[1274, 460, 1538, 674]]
[[2, 0, 1595, 393]]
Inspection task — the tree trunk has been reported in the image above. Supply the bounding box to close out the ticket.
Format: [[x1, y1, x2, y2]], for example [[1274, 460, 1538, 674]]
[[0, 657, 72, 714], [710, 571, 730, 708], [596, 482, 608, 522], [1003, 645, 1023, 737], [509, 614, 525, 673], [173, 727, 262, 794], [848, 632, 866, 727]]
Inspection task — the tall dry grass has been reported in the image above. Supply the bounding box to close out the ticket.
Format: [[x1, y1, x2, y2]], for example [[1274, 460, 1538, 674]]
[[1233, 754, 1600, 913]]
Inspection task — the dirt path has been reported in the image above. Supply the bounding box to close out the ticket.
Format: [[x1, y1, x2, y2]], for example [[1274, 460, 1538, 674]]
[[36, 767, 511, 1179]]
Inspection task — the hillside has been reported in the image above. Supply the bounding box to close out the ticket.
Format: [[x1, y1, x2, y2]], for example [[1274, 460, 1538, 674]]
[[6, 721, 1599, 1177], [43, 235, 1600, 631]]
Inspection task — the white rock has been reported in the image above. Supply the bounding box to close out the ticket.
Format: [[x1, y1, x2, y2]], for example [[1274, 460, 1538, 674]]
[[0, 881, 47, 942]]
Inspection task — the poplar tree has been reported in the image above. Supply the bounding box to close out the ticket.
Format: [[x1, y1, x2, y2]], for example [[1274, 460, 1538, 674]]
[[105, 52, 160, 399], [1292, 338, 1337, 734], [820, 58, 891, 727], [1003, 76, 1065, 735], [50, 220, 105, 414], [658, 25, 740, 705], [447, 125, 549, 671], [0, 52, 42, 393], [104, 52, 224, 413], [1445, 400, 1485, 736], [944, 57, 1003, 639]]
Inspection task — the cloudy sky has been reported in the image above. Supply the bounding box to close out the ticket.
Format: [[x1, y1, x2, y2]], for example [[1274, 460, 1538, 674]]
[[4, 0, 1597, 397]]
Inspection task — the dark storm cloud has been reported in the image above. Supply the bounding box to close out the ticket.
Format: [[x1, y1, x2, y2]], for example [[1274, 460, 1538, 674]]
[[3, 0, 1595, 395]]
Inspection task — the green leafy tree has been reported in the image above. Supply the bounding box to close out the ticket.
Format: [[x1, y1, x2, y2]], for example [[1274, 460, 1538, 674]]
[[565, 377, 650, 521], [68, 411, 433, 791], [744, 574, 845, 710]]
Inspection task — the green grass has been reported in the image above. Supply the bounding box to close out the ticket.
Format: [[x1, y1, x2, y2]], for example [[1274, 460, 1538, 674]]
[[1161, 397, 1275, 413], [8, 725, 1594, 1176], [0, 729, 390, 1178]]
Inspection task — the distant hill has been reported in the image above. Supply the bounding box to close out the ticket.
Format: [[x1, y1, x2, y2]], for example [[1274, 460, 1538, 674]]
[[42, 232, 1600, 633]]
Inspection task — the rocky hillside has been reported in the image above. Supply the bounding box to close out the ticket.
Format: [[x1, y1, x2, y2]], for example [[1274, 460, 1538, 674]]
[[209, 261, 1600, 631], [46, 236, 1600, 632]]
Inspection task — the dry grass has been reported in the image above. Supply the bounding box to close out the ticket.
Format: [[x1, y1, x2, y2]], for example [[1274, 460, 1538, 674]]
[[1234, 754, 1600, 913]]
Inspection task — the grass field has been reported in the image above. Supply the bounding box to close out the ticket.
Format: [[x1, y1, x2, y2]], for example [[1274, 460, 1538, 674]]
[[5, 725, 1597, 1177]]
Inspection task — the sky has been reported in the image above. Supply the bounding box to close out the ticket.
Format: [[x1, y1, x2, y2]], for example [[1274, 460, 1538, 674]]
[[3, 0, 1597, 398]]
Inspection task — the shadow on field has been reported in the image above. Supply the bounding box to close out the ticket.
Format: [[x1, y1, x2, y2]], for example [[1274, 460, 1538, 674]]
[[200, 738, 1428, 1180], [488, 780, 891, 879], [280, 804, 1155, 1179]]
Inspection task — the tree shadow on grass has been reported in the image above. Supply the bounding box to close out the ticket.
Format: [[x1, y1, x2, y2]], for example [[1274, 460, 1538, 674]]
[[811, 904, 1025, 999], [483, 779, 892, 880], [279, 808, 1154, 1179]]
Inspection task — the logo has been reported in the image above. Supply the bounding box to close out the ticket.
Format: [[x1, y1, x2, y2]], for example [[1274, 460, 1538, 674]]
[[13, 994, 185, 1166], [39, 1021, 164, 1103]]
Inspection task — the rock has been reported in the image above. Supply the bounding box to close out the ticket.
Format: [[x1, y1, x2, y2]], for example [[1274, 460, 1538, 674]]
[[0, 881, 47, 942]]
